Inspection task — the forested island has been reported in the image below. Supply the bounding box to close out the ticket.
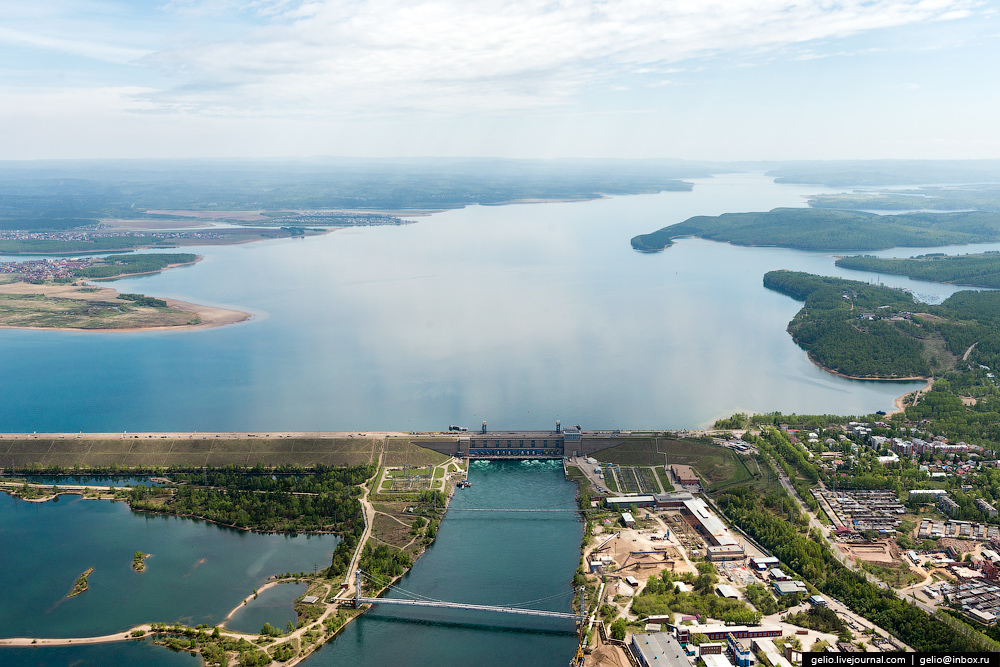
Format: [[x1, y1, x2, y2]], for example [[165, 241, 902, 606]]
[[630, 208, 1000, 252], [836, 252, 1000, 288], [127, 464, 372, 535]]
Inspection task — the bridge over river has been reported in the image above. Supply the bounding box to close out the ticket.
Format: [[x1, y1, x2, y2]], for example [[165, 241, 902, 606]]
[[352, 570, 585, 624]]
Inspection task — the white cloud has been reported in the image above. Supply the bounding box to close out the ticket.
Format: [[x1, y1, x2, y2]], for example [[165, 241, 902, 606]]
[[133, 0, 980, 115]]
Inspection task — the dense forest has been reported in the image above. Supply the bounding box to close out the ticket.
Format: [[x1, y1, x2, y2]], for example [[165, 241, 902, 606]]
[[764, 270, 1000, 421], [127, 464, 373, 534], [75, 253, 197, 279], [763, 271, 932, 378], [836, 252, 1000, 288], [631, 208, 1000, 253]]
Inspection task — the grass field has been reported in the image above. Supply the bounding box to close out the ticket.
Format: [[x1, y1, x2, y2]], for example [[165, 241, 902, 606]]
[[593, 437, 741, 485], [382, 438, 450, 466], [0, 291, 201, 329], [0, 436, 380, 469]]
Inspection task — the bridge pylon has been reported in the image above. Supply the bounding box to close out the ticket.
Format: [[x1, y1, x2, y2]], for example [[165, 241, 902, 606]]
[[355, 570, 363, 608]]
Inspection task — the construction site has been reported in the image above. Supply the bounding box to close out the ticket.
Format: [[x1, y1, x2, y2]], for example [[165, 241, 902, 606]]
[[584, 509, 700, 600], [836, 540, 899, 565]]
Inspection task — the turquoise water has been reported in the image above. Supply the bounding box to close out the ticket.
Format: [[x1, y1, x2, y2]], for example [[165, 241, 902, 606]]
[[304, 460, 582, 667], [0, 494, 337, 639], [0, 173, 959, 434], [225, 582, 307, 635]]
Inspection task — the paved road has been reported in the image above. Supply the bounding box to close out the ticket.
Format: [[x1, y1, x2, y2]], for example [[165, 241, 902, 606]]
[[764, 454, 917, 649]]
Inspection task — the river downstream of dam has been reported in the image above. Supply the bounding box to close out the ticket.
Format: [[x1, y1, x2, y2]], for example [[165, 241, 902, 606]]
[[1, 460, 581, 667]]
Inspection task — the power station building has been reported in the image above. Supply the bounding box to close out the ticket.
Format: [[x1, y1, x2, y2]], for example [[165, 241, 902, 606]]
[[463, 421, 581, 458], [414, 422, 651, 459]]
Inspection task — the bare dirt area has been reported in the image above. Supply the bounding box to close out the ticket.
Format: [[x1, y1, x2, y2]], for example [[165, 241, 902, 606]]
[[587, 513, 695, 584], [939, 538, 977, 555], [837, 540, 896, 565], [585, 642, 631, 667]]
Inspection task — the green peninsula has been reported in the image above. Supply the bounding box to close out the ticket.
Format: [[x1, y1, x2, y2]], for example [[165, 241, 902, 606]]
[[631, 208, 1000, 252], [765, 269, 1000, 381], [836, 252, 1000, 288], [763, 270, 933, 378]]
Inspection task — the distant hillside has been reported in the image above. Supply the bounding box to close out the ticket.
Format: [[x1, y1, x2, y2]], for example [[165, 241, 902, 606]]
[[808, 185, 1000, 212], [631, 208, 1000, 252], [764, 160, 1000, 187], [836, 252, 1000, 288], [0, 158, 710, 230]]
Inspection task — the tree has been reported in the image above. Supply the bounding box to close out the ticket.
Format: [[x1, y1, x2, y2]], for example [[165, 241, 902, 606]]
[[610, 618, 627, 641]]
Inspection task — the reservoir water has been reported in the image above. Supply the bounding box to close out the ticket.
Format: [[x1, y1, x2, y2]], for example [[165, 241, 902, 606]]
[[0, 172, 977, 434], [0, 493, 337, 638]]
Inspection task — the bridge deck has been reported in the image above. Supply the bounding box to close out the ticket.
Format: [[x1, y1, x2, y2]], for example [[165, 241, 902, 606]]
[[357, 597, 579, 620]]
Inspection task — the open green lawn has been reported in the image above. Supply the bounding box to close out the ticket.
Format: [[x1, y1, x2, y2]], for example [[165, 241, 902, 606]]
[[594, 437, 742, 485], [382, 438, 450, 466]]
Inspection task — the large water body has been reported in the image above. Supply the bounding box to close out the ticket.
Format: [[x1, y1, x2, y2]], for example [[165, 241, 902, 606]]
[[0, 493, 337, 639], [4, 172, 993, 433], [0, 460, 579, 667]]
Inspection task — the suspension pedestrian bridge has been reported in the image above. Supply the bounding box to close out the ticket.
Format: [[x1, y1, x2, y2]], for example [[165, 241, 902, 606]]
[[351, 570, 586, 624]]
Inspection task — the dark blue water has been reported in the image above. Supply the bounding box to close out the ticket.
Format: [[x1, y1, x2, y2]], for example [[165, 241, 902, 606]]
[[0, 494, 337, 638], [303, 460, 582, 667], [0, 641, 198, 667]]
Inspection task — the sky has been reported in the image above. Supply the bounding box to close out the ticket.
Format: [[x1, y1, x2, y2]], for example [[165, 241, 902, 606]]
[[1, 0, 999, 160]]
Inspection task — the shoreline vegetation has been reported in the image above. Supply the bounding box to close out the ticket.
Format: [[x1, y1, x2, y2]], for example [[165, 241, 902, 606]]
[[0, 438, 463, 666], [67, 568, 94, 598], [132, 552, 149, 572], [630, 208, 1000, 253], [835, 251, 1000, 289]]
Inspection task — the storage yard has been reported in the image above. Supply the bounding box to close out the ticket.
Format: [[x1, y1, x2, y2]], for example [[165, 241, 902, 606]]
[[812, 489, 904, 533]]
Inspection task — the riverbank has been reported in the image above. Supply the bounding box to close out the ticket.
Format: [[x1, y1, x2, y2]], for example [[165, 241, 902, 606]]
[[805, 351, 930, 383], [887, 377, 936, 416]]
